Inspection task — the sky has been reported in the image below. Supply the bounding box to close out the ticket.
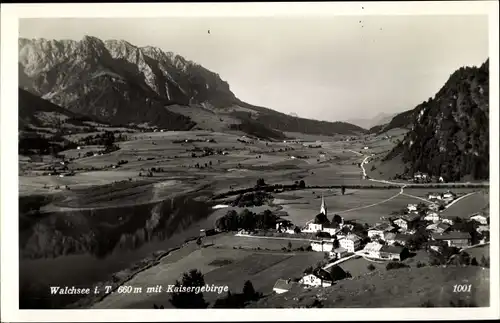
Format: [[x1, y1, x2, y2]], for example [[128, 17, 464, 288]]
[[19, 15, 489, 123]]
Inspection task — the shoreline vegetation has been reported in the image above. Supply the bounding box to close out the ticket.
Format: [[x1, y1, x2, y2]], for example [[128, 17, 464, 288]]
[[66, 236, 200, 309]]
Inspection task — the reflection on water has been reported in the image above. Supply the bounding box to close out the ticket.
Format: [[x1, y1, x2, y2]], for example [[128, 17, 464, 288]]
[[19, 193, 217, 309]]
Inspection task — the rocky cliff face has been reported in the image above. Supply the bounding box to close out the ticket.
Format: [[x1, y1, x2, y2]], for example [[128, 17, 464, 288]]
[[383, 59, 489, 181], [19, 36, 235, 128]]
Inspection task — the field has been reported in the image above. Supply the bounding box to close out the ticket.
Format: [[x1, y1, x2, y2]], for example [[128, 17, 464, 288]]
[[252, 265, 490, 308], [441, 191, 489, 219], [275, 188, 428, 226], [91, 234, 324, 309]]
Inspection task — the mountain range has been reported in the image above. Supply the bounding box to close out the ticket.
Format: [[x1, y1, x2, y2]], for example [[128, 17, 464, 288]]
[[18, 36, 366, 139]]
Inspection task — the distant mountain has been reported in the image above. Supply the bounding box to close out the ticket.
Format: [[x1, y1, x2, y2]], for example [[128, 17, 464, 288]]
[[18, 36, 365, 139], [382, 59, 489, 181], [346, 112, 396, 130]]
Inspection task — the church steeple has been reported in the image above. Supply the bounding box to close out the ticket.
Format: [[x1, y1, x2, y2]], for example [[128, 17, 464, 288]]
[[320, 194, 327, 216]]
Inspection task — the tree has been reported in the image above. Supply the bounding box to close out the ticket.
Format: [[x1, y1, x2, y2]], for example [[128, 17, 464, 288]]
[[471, 257, 479, 266], [367, 264, 376, 271], [196, 237, 203, 247], [256, 178, 266, 187], [287, 241, 292, 250], [294, 226, 301, 234], [314, 213, 330, 225], [341, 186, 346, 195], [242, 280, 258, 301], [332, 214, 343, 225], [298, 180, 306, 189], [169, 269, 208, 308]]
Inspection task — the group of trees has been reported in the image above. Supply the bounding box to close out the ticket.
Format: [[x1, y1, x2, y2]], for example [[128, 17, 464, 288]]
[[215, 209, 278, 232], [231, 191, 273, 208], [314, 213, 343, 227], [213, 281, 262, 308], [153, 268, 261, 309]]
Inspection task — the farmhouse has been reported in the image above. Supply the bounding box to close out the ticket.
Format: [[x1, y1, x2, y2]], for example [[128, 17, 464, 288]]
[[362, 242, 383, 258], [431, 232, 471, 248], [379, 245, 409, 261], [339, 234, 362, 252], [394, 213, 420, 231], [299, 272, 332, 287], [368, 223, 395, 239], [469, 214, 489, 225], [442, 191, 456, 200], [273, 279, 294, 294], [423, 212, 440, 223]]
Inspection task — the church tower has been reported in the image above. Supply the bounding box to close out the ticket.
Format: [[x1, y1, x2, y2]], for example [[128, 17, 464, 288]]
[[320, 194, 327, 216]]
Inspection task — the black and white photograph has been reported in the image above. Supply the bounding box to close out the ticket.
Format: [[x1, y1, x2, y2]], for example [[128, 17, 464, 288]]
[[1, 1, 499, 321]]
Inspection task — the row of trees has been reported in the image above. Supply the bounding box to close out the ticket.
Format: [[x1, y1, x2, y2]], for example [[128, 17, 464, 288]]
[[215, 209, 278, 232], [231, 191, 274, 208]]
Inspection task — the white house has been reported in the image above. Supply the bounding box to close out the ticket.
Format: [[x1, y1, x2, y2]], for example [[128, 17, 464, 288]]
[[362, 242, 383, 258], [339, 234, 362, 253], [304, 222, 323, 233], [322, 225, 339, 236], [469, 214, 488, 225], [423, 212, 440, 223], [311, 240, 335, 252], [428, 193, 441, 200], [407, 204, 418, 212], [299, 274, 332, 287], [273, 279, 293, 294]]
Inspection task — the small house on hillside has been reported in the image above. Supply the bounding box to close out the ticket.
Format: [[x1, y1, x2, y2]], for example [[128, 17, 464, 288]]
[[379, 245, 409, 261], [431, 232, 471, 248], [273, 279, 294, 294], [469, 214, 489, 225], [311, 240, 335, 253], [300, 271, 332, 287]]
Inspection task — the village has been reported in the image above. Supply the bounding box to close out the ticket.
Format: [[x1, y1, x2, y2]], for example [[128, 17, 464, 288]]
[[265, 190, 491, 294]]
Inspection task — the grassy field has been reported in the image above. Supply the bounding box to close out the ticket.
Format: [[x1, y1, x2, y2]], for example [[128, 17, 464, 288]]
[[441, 191, 489, 219], [251, 265, 490, 308], [91, 235, 324, 309]]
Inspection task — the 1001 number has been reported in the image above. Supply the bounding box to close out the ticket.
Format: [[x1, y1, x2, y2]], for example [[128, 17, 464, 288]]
[[453, 284, 472, 293]]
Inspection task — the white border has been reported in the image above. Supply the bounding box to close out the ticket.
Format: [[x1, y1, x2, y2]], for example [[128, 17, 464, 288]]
[[1, 1, 499, 321]]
